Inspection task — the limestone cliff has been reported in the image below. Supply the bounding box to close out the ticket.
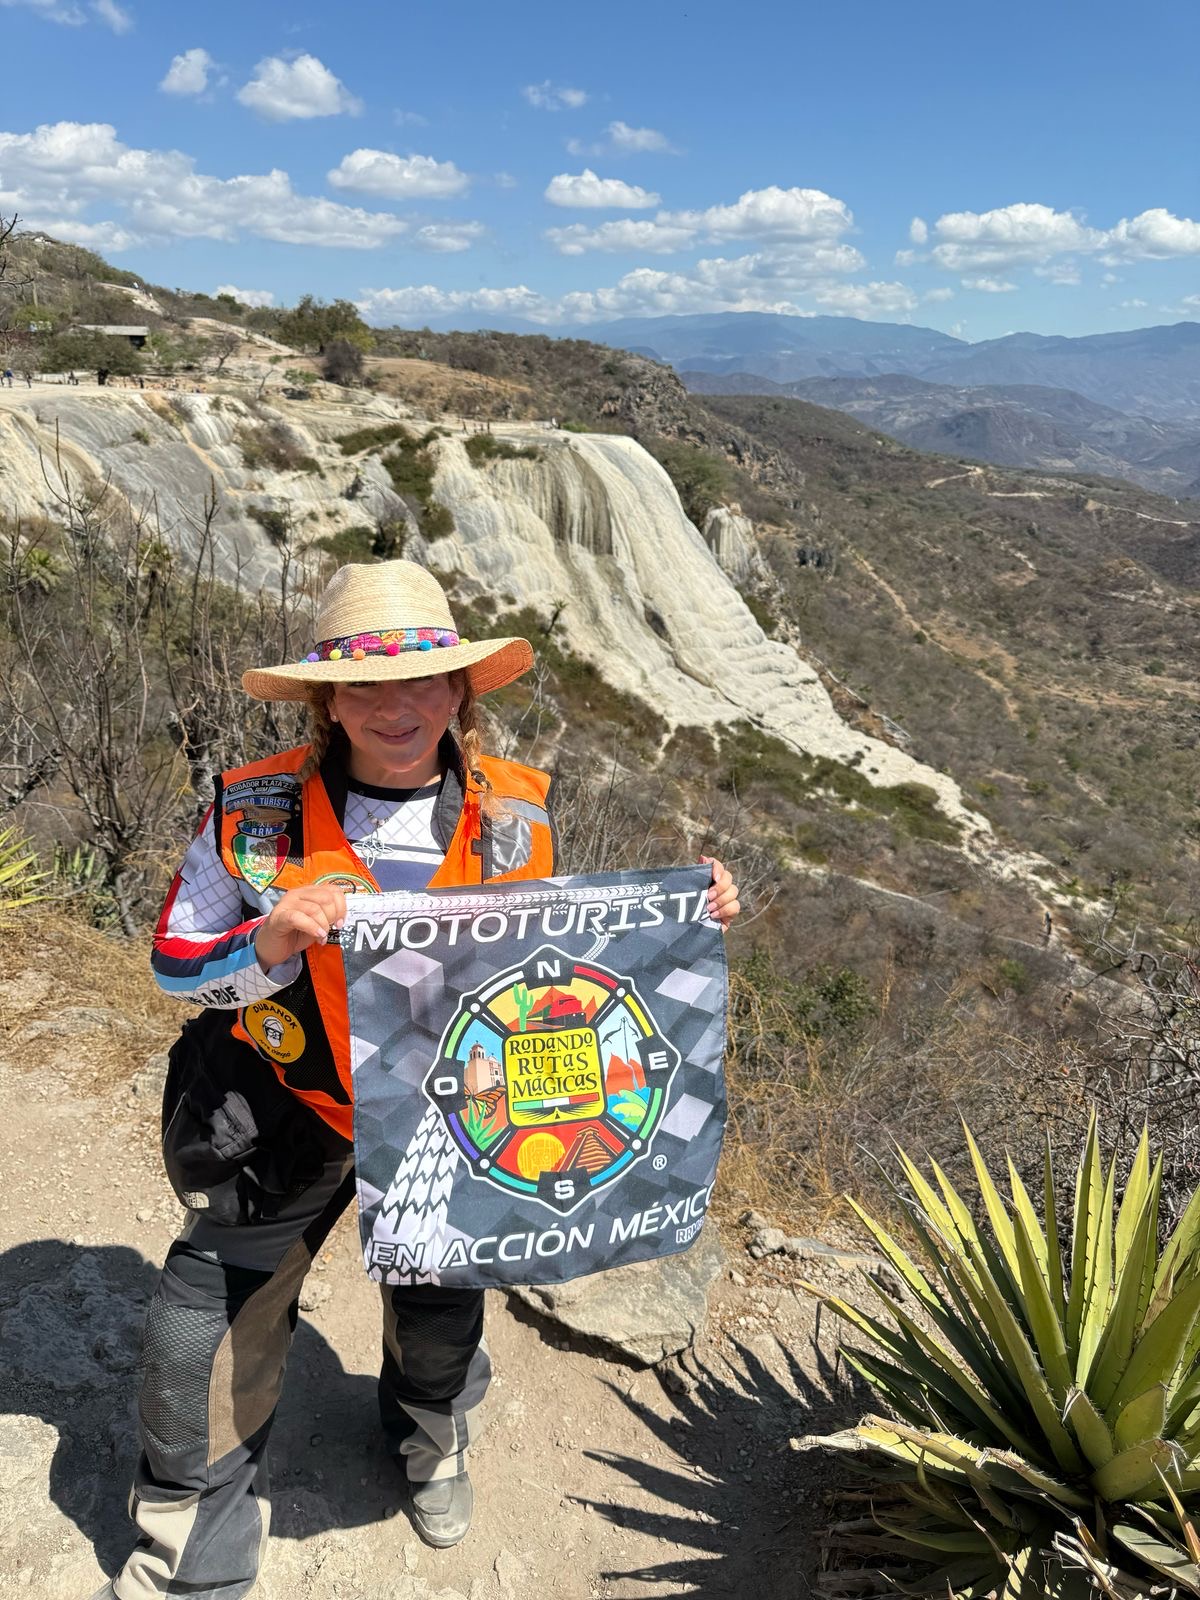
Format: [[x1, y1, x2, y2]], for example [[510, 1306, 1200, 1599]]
[[0, 385, 1002, 849]]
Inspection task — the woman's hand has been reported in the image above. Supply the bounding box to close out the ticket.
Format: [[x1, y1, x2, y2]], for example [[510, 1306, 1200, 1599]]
[[255, 884, 348, 971], [701, 856, 741, 932]]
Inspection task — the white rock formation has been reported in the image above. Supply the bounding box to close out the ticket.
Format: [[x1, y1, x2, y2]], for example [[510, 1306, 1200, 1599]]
[[0, 387, 403, 589], [430, 428, 993, 838], [701, 505, 761, 583], [0, 388, 1002, 845]]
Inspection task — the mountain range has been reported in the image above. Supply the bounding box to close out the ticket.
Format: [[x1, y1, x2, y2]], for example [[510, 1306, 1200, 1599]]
[[580, 312, 1200, 425], [682, 371, 1200, 497], [546, 310, 1200, 495]]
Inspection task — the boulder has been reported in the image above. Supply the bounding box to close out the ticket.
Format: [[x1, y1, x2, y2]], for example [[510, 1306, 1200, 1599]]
[[129, 1051, 169, 1100], [15, 1004, 138, 1044], [747, 1226, 788, 1259], [509, 1228, 725, 1366]]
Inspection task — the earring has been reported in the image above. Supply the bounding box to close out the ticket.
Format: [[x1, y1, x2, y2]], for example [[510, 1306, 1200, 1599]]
[[329, 711, 339, 723]]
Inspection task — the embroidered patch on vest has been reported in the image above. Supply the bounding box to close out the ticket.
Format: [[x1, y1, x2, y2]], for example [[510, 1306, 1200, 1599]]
[[232, 832, 290, 892], [243, 999, 307, 1064], [316, 870, 376, 894], [224, 774, 302, 891]]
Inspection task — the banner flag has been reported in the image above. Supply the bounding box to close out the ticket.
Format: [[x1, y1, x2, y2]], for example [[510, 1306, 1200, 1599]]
[[340, 865, 728, 1290]]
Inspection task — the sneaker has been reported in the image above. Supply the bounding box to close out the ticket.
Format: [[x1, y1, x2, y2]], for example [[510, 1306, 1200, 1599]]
[[410, 1470, 473, 1548]]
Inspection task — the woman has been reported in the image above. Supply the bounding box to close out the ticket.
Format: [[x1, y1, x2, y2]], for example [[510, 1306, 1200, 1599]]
[[96, 559, 740, 1600]]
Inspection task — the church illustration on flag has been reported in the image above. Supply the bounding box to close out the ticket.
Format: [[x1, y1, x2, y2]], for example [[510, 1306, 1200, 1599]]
[[423, 947, 681, 1216]]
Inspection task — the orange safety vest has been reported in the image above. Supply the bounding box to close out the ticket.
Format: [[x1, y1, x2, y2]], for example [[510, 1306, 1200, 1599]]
[[212, 743, 555, 1142]]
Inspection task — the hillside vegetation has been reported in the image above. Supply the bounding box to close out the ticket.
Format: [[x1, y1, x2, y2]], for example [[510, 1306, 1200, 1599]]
[[1, 226, 1197, 1229], [368, 324, 1200, 942]]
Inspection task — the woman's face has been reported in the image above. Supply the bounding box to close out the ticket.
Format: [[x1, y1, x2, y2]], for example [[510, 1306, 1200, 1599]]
[[332, 672, 461, 788]]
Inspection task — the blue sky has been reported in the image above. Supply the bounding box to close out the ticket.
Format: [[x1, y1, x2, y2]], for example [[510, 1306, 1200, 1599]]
[[2, 0, 1198, 340]]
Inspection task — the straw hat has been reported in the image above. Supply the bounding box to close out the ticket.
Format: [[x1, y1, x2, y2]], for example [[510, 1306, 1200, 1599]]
[[241, 560, 533, 702]]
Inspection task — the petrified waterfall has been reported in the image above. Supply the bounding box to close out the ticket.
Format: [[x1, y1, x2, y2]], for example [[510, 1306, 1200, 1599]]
[[0, 387, 992, 840]]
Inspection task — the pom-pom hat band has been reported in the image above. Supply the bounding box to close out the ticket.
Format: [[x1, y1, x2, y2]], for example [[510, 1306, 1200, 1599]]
[[241, 560, 533, 703]]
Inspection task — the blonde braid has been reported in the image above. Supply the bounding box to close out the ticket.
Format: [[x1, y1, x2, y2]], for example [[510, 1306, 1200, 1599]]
[[456, 677, 507, 818], [298, 686, 336, 783]]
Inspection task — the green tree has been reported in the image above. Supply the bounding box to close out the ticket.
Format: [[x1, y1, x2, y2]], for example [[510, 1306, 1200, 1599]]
[[276, 294, 373, 355], [146, 330, 204, 374], [321, 337, 365, 386], [648, 438, 731, 527], [44, 330, 142, 379]]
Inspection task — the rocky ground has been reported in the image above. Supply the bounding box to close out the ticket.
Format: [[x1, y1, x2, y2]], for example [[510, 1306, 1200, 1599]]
[[0, 928, 880, 1600]]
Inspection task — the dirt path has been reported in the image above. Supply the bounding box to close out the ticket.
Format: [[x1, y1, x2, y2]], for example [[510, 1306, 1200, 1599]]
[[0, 953, 862, 1600], [923, 464, 985, 490], [849, 552, 1023, 720]]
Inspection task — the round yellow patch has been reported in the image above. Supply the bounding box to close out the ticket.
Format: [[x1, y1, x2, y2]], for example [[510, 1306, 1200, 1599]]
[[244, 1001, 306, 1065], [515, 1132, 565, 1180]]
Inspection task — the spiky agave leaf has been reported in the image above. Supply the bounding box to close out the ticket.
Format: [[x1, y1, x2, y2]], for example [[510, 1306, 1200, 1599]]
[[805, 1121, 1200, 1597], [0, 825, 45, 922]]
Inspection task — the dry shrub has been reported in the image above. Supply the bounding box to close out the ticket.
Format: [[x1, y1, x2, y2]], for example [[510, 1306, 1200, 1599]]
[[718, 960, 1089, 1234], [0, 906, 184, 1096]]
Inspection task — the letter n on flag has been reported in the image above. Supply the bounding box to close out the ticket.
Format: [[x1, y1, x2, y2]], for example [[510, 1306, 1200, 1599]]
[[341, 866, 727, 1289]]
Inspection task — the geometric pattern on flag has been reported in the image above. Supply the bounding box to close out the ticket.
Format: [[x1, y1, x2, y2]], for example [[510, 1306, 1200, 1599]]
[[343, 866, 728, 1291]]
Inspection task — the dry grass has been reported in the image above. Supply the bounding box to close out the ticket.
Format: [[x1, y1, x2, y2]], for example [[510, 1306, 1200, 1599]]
[[0, 907, 183, 1097], [364, 356, 538, 419]]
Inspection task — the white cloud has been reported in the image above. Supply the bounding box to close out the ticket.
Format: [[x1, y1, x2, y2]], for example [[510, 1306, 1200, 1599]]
[[0, 0, 85, 21], [216, 283, 274, 308], [544, 169, 660, 209], [160, 48, 213, 97], [608, 120, 674, 154], [962, 276, 1018, 293], [1034, 261, 1081, 285], [411, 220, 485, 252], [494, 171, 518, 189], [1, 0, 130, 23], [91, 0, 129, 30], [21, 215, 141, 250], [1104, 208, 1200, 260], [1119, 297, 1148, 309], [358, 283, 556, 324], [909, 217, 928, 244], [919, 200, 1200, 279], [522, 81, 587, 111], [237, 53, 361, 121], [545, 183, 857, 257], [358, 248, 916, 328], [807, 280, 918, 315], [929, 203, 1100, 271], [0, 120, 409, 249], [677, 185, 853, 241], [546, 218, 699, 254], [923, 286, 954, 302], [393, 109, 427, 127], [568, 120, 678, 157], [328, 148, 469, 199]]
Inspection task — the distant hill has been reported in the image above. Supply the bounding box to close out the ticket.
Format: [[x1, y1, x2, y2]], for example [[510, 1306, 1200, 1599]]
[[581, 310, 1200, 427], [922, 323, 1200, 423], [683, 371, 1200, 496], [573, 311, 964, 381]]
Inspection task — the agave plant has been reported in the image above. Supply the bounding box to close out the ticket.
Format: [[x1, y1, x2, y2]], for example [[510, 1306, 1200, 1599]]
[[0, 824, 45, 923], [803, 1119, 1200, 1597]]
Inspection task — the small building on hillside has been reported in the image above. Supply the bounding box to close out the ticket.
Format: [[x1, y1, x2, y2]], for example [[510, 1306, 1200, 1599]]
[[76, 324, 149, 349]]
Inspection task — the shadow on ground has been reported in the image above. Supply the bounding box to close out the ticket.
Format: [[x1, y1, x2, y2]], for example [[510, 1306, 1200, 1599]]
[[0, 1240, 407, 1577], [578, 1316, 871, 1598]]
